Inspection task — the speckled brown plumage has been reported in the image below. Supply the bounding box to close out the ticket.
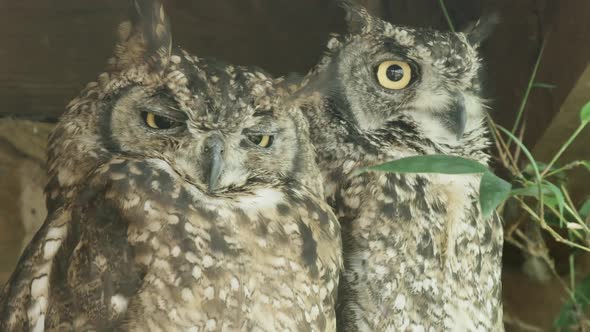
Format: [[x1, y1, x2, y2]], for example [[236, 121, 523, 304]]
[[0, 1, 341, 331], [294, 4, 503, 331]]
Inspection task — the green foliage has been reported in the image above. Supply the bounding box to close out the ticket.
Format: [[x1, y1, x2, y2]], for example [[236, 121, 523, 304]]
[[533, 82, 557, 89], [359, 154, 488, 174], [512, 181, 566, 219], [581, 101, 590, 124], [554, 275, 590, 331], [437, 0, 590, 328], [580, 198, 590, 220], [480, 172, 512, 218], [359, 154, 511, 218]]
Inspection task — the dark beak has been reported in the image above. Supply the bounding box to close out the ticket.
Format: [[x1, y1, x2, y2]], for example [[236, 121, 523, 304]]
[[451, 94, 467, 140], [203, 134, 225, 193]]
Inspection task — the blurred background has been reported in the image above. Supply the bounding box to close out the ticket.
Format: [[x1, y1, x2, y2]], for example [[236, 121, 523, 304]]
[[1, 0, 589, 330]]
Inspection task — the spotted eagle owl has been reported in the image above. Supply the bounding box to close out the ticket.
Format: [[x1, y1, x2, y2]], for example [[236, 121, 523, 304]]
[[295, 4, 503, 331], [0, 1, 342, 330]]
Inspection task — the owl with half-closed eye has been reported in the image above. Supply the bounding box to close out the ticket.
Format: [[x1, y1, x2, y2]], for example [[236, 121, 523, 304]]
[[0, 0, 342, 330], [295, 3, 503, 331]]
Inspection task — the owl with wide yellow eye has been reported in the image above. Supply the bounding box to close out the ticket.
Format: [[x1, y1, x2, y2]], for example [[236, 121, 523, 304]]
[[296, 3, 503, 332], [0, 0, 342, 330]]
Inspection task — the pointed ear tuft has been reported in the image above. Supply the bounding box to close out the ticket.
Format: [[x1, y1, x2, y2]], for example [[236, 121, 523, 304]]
[[114, 0, 172, 68], [340, 0, 373, 34], [132, 0, 172, 58], [462, 13, 499, 47]]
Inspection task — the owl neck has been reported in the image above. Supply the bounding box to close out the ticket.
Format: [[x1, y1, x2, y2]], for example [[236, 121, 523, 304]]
[[309, 95, 488, 159], [303, 94, 490, 203]]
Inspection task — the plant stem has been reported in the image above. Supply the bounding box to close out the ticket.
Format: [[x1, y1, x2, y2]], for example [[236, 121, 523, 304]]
[[438, 0, 455, 32], [510, 40, 546, 139], [518, 199, 590, 252], [486, 115, 522, 176], [569, 254, 575, 292], [499, 126, 545, 223], [542, 123, 589, 178], [545, 161, 585, 177]]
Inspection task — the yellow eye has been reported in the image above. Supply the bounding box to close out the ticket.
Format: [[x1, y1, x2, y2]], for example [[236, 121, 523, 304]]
[[376, 60, 412, 90], [141, 111, 180, 129], [248, 135, 274, 148]]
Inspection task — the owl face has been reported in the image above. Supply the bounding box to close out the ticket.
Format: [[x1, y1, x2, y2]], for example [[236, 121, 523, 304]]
[[48, 1, 319, 196], [105, 60, 309, 193], [320, 7, 492, 144]]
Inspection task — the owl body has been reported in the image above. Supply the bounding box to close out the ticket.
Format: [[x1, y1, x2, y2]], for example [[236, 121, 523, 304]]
[[296, 6, 503, 331], [308, 114, 502, 331], [40, 157, 339, 331], [0, 1, 341, 331]]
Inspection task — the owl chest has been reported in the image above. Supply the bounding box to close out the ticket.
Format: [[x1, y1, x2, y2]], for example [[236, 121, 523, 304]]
[[122, 191, 339, 330], [337, 172, 492, 322]]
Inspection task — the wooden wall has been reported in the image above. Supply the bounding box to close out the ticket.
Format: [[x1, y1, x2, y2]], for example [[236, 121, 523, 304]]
[[2, 0, 588, 147]]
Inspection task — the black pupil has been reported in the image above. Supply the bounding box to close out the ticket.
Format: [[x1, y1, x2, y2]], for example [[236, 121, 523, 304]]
[[249, 135, 273, 147], [142, 112, 177, 129], [154, 115, 174, 129], [252, 136, 263, 144], [386, 64, 404, 82]]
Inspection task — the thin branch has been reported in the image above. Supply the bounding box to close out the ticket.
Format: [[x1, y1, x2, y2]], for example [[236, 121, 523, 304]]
[[509, 39, 546, 139], [438, 0, 456, 32]]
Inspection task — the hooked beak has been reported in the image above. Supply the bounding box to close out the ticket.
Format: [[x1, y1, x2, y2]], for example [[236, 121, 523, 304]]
[[451, 94, 467, 140], [203, 134, 225, 193]]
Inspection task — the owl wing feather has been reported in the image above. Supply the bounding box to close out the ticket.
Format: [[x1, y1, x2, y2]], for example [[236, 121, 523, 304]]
[[0, 207, 70, 331], [0, 160, 150, 331]]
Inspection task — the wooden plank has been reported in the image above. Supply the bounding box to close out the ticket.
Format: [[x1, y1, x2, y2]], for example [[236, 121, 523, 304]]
[[520, 0, 590, 147], [0, 1, 345, 119], [0, 120, 52, 286], [0, 9, 127, 118], [532, 63, 590, 200], [1, 0, 589, 151]]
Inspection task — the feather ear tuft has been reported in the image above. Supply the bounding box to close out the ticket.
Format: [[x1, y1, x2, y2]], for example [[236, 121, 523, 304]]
[[113, 0, 172, 69], [462, 13, 499, 47], [340, 0, 373, 34]]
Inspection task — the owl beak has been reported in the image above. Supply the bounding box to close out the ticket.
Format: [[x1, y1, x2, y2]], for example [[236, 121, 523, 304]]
[[203, 134, 225, 193], [451, 94, 467, 140]]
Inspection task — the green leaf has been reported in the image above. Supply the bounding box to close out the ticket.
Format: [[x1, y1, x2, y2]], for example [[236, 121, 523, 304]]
[[580, 198, 590, 220], [533, 82, 557, 89], [511, 185, 552, 197], [543, 181, 566, 223], [479, 172, 512, 218], [581, 100, 590, 124], [359, 154, 489, 175], [498, 126, 541, 181], [511, 181, 566, 222], [360, 155, 510, 218], [554, 275, 590, 330], [523, 161, 549, 175]]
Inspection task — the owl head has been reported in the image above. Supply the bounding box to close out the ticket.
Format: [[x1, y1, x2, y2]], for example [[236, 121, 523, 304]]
[[312, 4, 496, 145], [47, 0, 322, 197]]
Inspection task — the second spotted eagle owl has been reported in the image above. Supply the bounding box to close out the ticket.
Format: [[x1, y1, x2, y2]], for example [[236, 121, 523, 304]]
[[0, 1, 342, 331], [296, 4, 503, 331]]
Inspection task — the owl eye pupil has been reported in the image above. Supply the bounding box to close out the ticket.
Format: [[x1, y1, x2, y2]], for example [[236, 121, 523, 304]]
[[154, 116, 174, 129], [376, 60, 413, 90], [386, 65, 404, 82], [248, 135, 274, 148], [142, 111, 180, 130]]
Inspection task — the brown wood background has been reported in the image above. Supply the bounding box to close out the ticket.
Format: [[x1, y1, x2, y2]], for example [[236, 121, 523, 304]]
[[1, 0, 589, 145]]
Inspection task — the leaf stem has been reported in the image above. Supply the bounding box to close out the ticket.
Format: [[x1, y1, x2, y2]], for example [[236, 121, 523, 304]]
[[541, 123, 589, 178], [438, 0, 455, 32], [545, 161, 586, 177], [510, 40, 546, 139], [499, 126, 545, 223], [518, 199, 590, 252]]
